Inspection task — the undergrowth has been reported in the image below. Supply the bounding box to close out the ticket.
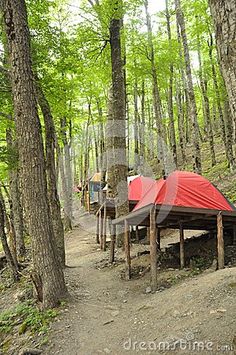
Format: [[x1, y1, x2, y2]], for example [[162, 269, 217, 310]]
[[0, 300, 58, 337]]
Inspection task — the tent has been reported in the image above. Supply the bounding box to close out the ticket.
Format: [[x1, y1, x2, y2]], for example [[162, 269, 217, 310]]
[[133, 170, 235, 212], [128, 176, 156, 202], [112, 171, 236, 288], [102, 174, 140, 192]]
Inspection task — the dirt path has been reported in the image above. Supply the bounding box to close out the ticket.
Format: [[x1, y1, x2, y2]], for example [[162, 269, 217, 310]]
[[44, 210, 236, 355]]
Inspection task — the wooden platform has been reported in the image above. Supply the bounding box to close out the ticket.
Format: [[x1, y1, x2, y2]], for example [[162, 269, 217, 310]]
[[112, 203, 236, 292]]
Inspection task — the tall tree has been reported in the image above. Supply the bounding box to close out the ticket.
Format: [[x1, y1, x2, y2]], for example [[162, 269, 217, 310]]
[[108, 0, 128, 246], [196, 29, 216, 167], [2, 0, 67, 308], [36, 80, 66, 266], [175, 0, 202, 174], [145, 0, 166, 175], [6, 129, 25, 259], [166, 0, 178, 168], [0, 188, 19, 281], [209, 0, 236, 136]]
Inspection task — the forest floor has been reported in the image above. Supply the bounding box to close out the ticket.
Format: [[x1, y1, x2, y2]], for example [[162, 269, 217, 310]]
[[42, 207, 236, 355]]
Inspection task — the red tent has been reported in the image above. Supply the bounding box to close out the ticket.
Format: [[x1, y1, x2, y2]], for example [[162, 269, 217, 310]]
[[128, 176, 156, 202], [134, 171, 234, 212]]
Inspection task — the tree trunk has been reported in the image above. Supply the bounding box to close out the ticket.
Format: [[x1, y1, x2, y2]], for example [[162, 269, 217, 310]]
[[6, 130, 25, 259], [60, 117, 73, 228], [197, 34, 216, 166], [2, 0, 67, 308], [133, 77, 140, 172], [209, 0, 236, 133], [36, 81, 65, 266], [166, 0, 177, 168], [208, 34, 235, 170], [140, 80, 146, 161], [0, 189, 19, 281], [176, 85, 186, 164], [224, 99, 235, 169], [59, 148, 72, 231], [109, 1, 128, 246], [145, 0, 167, 176], [175, 0, 202, 173]]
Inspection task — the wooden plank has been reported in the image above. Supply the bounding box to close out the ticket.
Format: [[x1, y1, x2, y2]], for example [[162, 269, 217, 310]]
[[103, 202, 107, 251], [150, 207, 157, 292], [217, 212, 224, 269], [179, 224, 185, 269], [124, 220, 131, 280], [109, 223, 116, 263]]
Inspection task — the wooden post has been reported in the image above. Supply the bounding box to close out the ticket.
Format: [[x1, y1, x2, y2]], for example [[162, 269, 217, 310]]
[[96, 214, 100, 244], [103, 202, 107, 251], [135, 226, 139, 242], [100, 211, 104, 250], [150, 207, 157, 292], [147, 227, 150, 242], [124, 220, 131, 280], [157, 228, 161, 251], [179, 224, 185, 269], [87, 191, 90, 213], [98, 210, 102, 246], [217, 212, 224, 269], [110, 223, 116, 263], [233, 225, 236, 245]]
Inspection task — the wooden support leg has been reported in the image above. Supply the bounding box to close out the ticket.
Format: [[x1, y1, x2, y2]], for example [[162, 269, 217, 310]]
[[157, 228, 161, 251], [110, 223, 116, 263], [233, 225, 236, 245], [96, 215, 100, 244], [98, 211, 102, 246], [179, 224, 185, 269], [150, 207, 157, 292], [103, 203, 107, 251], [217, 212, 224, 269], [135, 226, 139, 242], [124, 220, 131, 280], [147, 227, 150, 243], [100, 214, 104, 251]]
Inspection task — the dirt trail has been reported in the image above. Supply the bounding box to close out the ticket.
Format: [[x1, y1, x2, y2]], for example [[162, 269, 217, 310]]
[[44, 210, 236, 355]]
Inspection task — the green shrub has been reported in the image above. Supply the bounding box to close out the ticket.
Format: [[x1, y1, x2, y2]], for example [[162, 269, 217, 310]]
[[0, 300, 58, 336]]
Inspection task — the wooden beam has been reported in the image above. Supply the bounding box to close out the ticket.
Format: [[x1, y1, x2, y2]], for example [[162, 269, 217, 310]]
[[124, 220, 131, 280], [150, 207, 157, 292], [110, 223, 116, 263], [102, 202, 107, 251], [179, 224, 185, 269], [157, 227, 161, 250], [217, 212, 224, 269]]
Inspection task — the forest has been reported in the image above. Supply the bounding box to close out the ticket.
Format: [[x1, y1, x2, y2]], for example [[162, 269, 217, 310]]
[[0, 0, 236, 354]]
